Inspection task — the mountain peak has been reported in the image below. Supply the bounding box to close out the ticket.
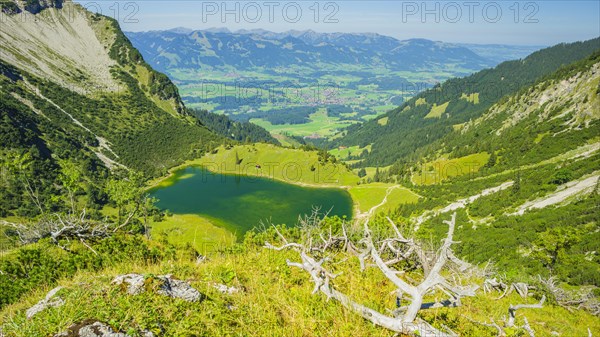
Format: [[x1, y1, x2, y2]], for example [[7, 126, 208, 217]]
[[203, 27, 231, 34], [400, 38, 439, 45], [167, 27, 194, 35], [2, 0, 65, 15]]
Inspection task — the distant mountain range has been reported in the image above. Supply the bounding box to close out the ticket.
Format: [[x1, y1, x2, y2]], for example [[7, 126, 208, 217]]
[[124, 28, 551, 141], [125, 28, 521, 74], [139, 28, 544, 65]]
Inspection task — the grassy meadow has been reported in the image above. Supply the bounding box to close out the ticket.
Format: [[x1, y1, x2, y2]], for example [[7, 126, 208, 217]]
[[412, 153, 491, 185], [144, 144, 426, 251], [2, 242, 598, 337], [150, 214, 236, 254]]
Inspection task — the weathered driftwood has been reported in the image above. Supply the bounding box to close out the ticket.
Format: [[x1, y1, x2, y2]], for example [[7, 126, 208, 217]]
[[538, 275, 600, 316]]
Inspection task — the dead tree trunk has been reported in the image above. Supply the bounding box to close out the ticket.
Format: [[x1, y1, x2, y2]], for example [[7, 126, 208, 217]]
[[265, 212, 478, 337], [507, 295, 545, 328], [1, 208, 137, 252]]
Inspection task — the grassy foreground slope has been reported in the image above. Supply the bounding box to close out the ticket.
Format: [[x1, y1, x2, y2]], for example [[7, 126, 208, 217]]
[[1, 221, 599, 337]]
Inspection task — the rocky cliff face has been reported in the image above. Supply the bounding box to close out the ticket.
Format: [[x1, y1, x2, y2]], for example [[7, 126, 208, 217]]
[[1, 0, 120, 95], [4, 0, 63, 14], [0, 0, 221, 178], [469, 61, 600, 135]]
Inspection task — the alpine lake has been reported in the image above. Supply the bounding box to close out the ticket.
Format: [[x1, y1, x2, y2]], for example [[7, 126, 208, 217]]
[[149, 166, 354, 238]]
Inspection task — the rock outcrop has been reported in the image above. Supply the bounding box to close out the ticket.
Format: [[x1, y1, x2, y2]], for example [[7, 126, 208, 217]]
[[54, 320, 154, 337], [112, 274, 205, 302], [26, 286, 65, 319], [212, 283, 241, 295], [3, 0, 64, 15]]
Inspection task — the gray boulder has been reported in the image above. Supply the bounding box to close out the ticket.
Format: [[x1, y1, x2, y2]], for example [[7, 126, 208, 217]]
[[112, 273, 205, 302], [54, 320, 154, 337], [26, 286, 65, 319]]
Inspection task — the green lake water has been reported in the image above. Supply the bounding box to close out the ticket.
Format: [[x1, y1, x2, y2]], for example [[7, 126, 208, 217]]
[[150, 167, 353, 237]]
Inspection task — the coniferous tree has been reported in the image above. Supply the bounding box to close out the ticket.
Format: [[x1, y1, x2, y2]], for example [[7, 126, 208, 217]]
[[512, 170, 521, 194], [484, 151, 497, 169], [235, 151, 243, 165], [374, 166, 381, 182]]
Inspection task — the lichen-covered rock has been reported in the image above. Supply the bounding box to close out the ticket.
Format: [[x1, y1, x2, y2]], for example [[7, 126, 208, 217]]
[[54, 320, 154, 337], [112, 274, 205, 302], [157, 276, 205, 302], [26, 286, 65, 319], [1, 1, 21, 14]]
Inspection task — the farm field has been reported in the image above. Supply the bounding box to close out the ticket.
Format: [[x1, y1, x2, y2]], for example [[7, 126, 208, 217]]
[[250, 109, 357, 138], [172, 66, 470, 140]]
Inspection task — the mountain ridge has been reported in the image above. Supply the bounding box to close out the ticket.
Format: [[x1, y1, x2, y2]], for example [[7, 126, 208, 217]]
[[334, 37, 600, 167], [125, 29, 495, 73], [0, 0, 228, 218], [129, 27, 545, 67]]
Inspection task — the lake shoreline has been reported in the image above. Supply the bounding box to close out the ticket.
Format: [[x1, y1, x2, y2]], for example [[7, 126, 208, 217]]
[[146, 144, 367, 220], [147, 158, 355, 191], [149, 166, 355, 236]]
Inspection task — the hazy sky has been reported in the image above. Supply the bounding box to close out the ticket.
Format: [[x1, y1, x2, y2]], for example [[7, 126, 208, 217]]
[[75, 1, 599, 45]]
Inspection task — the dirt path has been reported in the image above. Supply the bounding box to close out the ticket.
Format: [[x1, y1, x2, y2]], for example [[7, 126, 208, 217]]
[[512, 173, 599, 215], [355, 185, 401, 221], [412, 181, 514, 230]]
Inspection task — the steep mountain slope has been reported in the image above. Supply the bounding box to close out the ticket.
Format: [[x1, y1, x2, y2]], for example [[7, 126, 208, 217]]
[[126, 29, 494, 73], [1, 0, 188, 115], [442, 52, 600, 164], [336, 37, 600, 166], [0, 0, 117, 95], [384, 53, 600, 286], [0, 0, 224, 216], [193, 109, 278, 144]]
